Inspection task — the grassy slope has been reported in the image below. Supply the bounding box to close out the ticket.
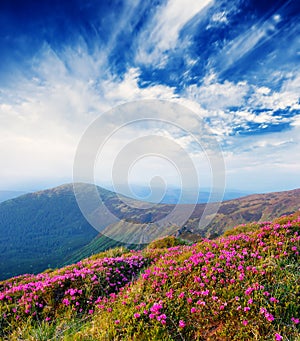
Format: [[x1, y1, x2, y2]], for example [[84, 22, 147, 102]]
[[0, 212, 299, 340], [73, 213, 300, 341], [63, 234, 141, 266]]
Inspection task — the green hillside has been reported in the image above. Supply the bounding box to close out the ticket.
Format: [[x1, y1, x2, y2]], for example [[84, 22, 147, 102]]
[[63, 233, 141, 266], [0, 184, 98, 279]]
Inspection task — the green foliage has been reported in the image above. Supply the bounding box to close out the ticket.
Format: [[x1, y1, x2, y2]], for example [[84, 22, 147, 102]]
[[146, 235, 188, 249], [223, 222, 264, 237]]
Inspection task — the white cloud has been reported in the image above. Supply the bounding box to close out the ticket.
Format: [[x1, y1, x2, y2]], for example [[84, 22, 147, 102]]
[[136, 0, 212, 66], [223, 125, 300, 191], [185, 80, 249, 110], [211, 11, 229, 24], [0, 46, 184, 190], [291, 115, 300, 126], [248, 72, 300, 111], [100, 68, 177, 104]]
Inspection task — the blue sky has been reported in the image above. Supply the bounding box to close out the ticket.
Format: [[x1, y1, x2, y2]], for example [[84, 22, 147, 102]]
[[0, 0, 299, 193]]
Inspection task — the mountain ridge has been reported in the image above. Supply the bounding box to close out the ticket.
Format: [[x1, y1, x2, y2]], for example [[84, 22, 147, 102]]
[[0, 183, 299, 280]]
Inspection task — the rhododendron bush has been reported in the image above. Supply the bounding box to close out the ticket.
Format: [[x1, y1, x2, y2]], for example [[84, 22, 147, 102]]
[[1, 213, 299, 340]]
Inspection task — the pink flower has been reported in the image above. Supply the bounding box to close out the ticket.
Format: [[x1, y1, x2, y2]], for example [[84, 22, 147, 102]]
[[88, 309, 94, 314], [134, 313, 141, 318], [179, 320, 186, 328], [178, 292, 185, 299], [274, 333, 282, 341], [260, 307, 267, 314], [291, 317, 299, 324], [166, 289, 173, 299], [194, 276, 201, 283], [157, 314, 166, 322], [191, 307, 197, 313], [150, 302, 163, 313], [196, 300, 206, 306], [245, 287, 253, 295], [265, 313, 274, 322], [62, 298, 70, 306], [115, 320, 120, 324], [242, 320, 248, 326]]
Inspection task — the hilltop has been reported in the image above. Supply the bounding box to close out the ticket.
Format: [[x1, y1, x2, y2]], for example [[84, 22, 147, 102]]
[[0, 212, 299, 340]]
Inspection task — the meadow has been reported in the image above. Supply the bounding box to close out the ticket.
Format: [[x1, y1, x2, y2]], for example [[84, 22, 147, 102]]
[[0, 213, 299, 340]]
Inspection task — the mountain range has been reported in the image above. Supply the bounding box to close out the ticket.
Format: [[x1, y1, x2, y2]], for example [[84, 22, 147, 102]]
[[0, 183, 299, 280], [104, 184, 252, 204]]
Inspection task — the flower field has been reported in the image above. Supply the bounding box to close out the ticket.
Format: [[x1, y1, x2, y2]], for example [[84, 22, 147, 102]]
[[1, 213, 299, 340]]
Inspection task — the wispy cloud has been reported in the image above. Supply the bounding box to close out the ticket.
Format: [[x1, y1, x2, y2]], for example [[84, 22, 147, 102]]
[[136, 0, 212, 66]]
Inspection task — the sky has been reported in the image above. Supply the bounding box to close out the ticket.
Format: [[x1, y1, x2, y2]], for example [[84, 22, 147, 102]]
[[0, 0, 299, 194]]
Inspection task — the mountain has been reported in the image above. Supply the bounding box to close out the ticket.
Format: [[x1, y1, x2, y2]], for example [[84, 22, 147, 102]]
[[178, 188, 300, 239], [0, 190, 27, 203], [0, 183, 171, 279], [104, 183, 252, 204], [0, 184, 98, 280], [0, 183, 299, 280]]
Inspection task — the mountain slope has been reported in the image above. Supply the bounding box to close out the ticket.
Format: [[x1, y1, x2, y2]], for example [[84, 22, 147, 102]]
[[0, 183, 299, 280], [0, 184, 98, 279], [0, 212, 299, 340], [0, 183, 171, 279], [180, 188, 300, 239]]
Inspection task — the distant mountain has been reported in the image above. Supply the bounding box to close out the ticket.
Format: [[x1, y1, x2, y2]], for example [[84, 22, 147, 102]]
[[104, 184, 252, 204], [0, 183, 299, 280], [178, 188, 300, 240], [0, 190, 27, 203]]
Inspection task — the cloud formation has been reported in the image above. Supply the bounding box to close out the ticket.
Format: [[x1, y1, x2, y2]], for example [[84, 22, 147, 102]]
[[0, 0, 299, 193]]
